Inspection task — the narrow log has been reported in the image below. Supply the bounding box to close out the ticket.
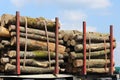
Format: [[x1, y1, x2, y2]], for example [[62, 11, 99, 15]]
[[73, 59, 111, 68], [10, 31, 64, 44], [5, 63, 55, 74], [11, 37, 66, 54], [10, 59, 64, 67], [0, 26, 10, 38], [1, 40, 10, 46], [70, 49, 111, 59], [9, 25, 63, 39], [1, 14, 57, 32], [8, 50, 63, 59], [74, 42, 116, 52], [0, 43, 4, 49]]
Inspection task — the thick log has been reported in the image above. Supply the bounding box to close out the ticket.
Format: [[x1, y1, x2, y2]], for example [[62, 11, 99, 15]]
[[10, 59, 64, 67], [70, 49, 111, 59], [5, 63, 55, 74], [8, 50, 63, 59], [74, 42, 116, 52], [9, 25, 63, 39], [10, 31, 64, 44], [72, 67, 115, 74], [74, 32, 115, 43], [73, 59, 111, 68], [11, 37, 66, 54], [0, 26, 10, 38], [1, 14, 58, 32], [0, 57, 9, 64]]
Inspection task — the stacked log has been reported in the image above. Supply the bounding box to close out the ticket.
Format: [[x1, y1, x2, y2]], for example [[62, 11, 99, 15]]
[[0, 14, 66, 74], [0, 13, 117, 75], [60, 31, 116, 74]]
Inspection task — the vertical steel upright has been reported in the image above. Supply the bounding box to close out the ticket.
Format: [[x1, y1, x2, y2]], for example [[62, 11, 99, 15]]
[[83, 21, 86, 75], [110, 25, 113, 75], [54, 17, 59, 75], [16, 11, 20, 75]]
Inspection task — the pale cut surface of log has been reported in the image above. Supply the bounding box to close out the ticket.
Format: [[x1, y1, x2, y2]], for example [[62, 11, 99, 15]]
[[8, 50, 63, 59], [73, 59, 111, 68], [5, 63, 55, 74], [0, 26, 10, 38], [74, 42, 116, 52], [9, 25, 63, 39], [1, 14, 57, 32], [0, 57, 9, 64], [11, 37, 66, 54], [70, 49, 110, 59]]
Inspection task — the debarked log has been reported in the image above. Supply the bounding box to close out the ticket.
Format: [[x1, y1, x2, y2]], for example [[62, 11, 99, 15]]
[[74, 42, 116, 52], [8, 50, 63, 59], [9, 25, 63, 39], [0, 57, 9, 64], [10, 59, 64, 67], [1, 14, 58, 32], [11, 37, 66, 54], [73, 59, 112, 68], [5, 63, 55, 74], [10, 31, 64, 44], [70, 49, 111, 59]]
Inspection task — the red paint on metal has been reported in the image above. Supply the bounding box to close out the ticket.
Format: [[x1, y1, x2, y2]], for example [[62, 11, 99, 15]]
[[110, 25, 114, 75], [83, 21, 86, 75], [54, 17, 59, 75], [16, 11, 20, 75]]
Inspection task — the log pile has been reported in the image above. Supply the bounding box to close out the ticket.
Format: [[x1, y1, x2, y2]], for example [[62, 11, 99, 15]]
[[60, 30, 116, 74], [0, 13, 117, 75], [0, 14, 66, 74]]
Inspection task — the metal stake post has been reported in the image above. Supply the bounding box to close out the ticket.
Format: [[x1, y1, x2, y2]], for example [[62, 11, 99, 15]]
[[16, 11, 20, 75]]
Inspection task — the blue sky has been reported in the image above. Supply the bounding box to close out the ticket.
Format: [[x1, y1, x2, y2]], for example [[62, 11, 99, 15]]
[[0, 0, 120, 66]]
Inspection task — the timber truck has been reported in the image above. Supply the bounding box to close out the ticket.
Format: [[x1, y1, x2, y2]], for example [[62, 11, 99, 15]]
[[0, 11, 120, 80]]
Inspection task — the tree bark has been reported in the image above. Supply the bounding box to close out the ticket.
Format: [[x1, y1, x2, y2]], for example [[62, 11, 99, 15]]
[[9, 25, 63, 39], [5, 63, 55, 74], [74, 42, 116, 52], [1, 14, 58, 32], [11, 37, 66, 54], [70, 49, 110, 59], [10, 31, 64, 44], [73, 59, 111, 68], [74, 32, 115, 43], [8, 50, 63, 59], [10, 59, 64, 67]]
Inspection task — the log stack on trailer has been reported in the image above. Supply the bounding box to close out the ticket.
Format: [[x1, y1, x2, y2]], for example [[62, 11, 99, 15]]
[[0, 14, 66, 74], [0, 13, 116, 76]]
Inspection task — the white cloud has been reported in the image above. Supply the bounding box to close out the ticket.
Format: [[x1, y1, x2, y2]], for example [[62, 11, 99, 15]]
[[114, 42, 120, 66], [10, 0, 31, 8], [57, 0, 111, 9], [60, 10, 87, 22]]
